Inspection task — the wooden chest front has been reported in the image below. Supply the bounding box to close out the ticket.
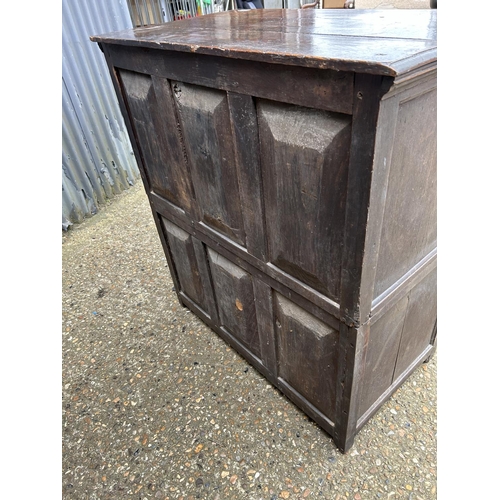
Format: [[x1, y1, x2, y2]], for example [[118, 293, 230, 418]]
[[93, 9, 437, 452]]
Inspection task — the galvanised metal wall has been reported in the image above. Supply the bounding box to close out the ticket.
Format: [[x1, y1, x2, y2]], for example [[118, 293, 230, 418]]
[[62, 0, 140, 230]]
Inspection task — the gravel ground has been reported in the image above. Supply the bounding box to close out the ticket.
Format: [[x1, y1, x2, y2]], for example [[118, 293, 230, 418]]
[[62, 182, 437, 500], [62, 2, 437, 498]]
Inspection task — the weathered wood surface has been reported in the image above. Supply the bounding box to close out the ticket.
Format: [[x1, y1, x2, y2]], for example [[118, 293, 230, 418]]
[[95, 9, 437, 453], [172, 81, 246, 245], [208, 249, 261, 357], [275, 294, 339, 421], [105, 45, 355, 115], [373, 86, 437, 298], [258, 100, 351, 303], [92, 9, 437, 77]]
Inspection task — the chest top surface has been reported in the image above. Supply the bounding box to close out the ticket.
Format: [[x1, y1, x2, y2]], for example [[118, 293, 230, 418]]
[[91, 9, 437, 77]]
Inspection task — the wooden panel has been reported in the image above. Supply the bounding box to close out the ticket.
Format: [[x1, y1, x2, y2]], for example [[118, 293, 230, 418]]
[[118, 70, 194, 212], [393, 268, 437, 380], [258, 100, 351, 302], [374, 87, 437, 297], [208, 249, 261, 358], [161, 218, 215, 318], [172, 81, 246, 246], [275, 294, 338, 420], [358, 71, 436, 326], [356, 296, 408, 418]]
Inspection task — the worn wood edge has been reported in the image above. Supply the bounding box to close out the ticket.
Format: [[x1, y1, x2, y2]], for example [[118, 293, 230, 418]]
[[391, 53, 437, 88], [93, 35, 437, 78], [339, 74, 393, 328], [355, 343, 434, 431], [355, 83, 398, 326], [333, 322, 366, 453], [150, 192, 342, 322], [94, 37, 402, 77], [370, 248, 437, 325]]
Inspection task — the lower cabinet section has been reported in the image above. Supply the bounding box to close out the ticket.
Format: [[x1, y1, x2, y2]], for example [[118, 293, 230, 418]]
[[160, 216, 436, 452], [161, 217, 340, 420]]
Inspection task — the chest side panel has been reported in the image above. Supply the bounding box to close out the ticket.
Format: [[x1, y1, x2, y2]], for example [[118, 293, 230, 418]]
[[373, 87, 437, 298]]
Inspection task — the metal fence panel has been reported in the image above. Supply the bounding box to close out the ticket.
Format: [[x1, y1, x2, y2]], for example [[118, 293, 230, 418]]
[[62, 0, 140, 230]]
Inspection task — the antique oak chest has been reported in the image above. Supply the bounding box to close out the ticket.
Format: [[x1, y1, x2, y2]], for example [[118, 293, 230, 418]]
[[92, 9, 437, 452]]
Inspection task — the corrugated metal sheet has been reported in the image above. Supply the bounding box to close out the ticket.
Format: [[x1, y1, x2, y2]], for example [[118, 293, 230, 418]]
[[62, 0, 140, 230]]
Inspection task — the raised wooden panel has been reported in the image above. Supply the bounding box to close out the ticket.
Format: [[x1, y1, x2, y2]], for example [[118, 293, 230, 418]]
[[374, 88, 437, 297], [118, 70, 194, 212], [161, 218, 215, 318], [208, 249, 261, 358], [393, 268, 437, 380], [275, 294, 338, 420], [357, 295, 408, 418], [258, 100, 351, 301], [171, 81, 245, 246]]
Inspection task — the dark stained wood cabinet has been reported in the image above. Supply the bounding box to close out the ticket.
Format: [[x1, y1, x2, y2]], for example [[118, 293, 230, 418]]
[[92, 8, 437, 452]]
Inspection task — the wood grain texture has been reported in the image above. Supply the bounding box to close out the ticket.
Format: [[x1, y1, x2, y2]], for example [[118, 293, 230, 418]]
[[339, 73, 392, 327], [208, 249, 261, 358], [227, 92, 267, 261], [104, 44, 354, 115], [118, 70, 194, 212], [172, 81, 245, 245], [258, 100, 351, 302], [373, 86, 437, 298], [393, 268, 437, 380], [275, 294, 338, 421], [92, 9, 437, 77], [357, 296, 408, 418], [253, 279, 277, 376], [162, 218, 216, 318]]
